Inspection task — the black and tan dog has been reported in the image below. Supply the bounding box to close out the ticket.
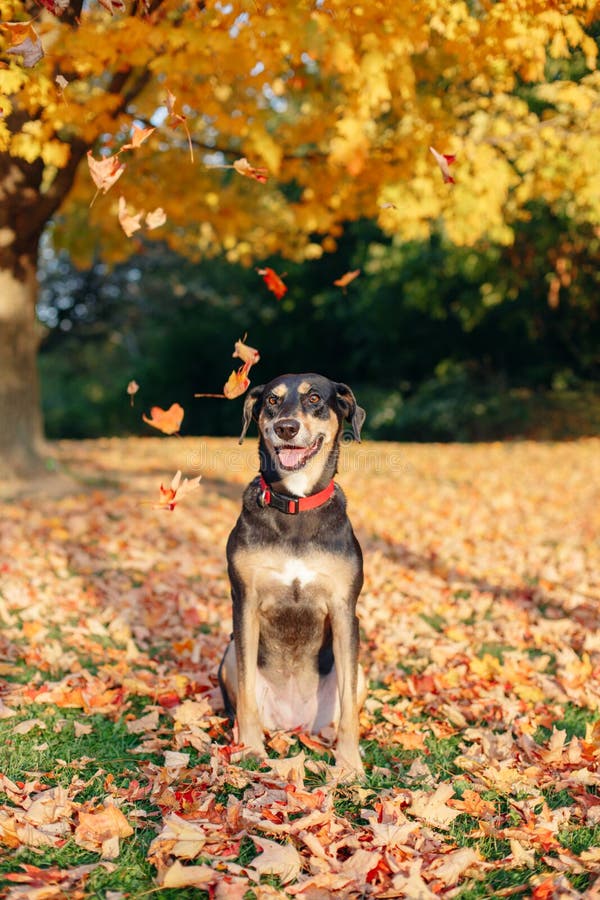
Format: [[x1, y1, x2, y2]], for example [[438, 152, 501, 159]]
[[219, 373, 366, 776]]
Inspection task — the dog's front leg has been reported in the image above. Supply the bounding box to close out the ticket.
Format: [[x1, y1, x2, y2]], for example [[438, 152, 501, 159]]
[[232, 590, 265, 758], [331, 606, 364, 778]]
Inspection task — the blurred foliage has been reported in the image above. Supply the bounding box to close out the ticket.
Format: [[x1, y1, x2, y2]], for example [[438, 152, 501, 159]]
[[38, 203, 600, 442]]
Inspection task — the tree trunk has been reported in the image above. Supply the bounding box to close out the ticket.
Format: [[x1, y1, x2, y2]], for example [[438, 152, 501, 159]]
[[0, 238, 47, 476]]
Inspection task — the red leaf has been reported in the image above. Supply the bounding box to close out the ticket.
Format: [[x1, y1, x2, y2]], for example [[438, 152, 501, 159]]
[[257, 267, 287, 300], [429, 145, 456, 184]]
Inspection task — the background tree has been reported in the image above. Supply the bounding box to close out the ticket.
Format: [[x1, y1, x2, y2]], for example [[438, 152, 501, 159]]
[[1, 0, 599, 471]]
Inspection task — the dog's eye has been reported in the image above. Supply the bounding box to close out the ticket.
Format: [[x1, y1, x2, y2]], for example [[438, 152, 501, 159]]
[[308, 393, 321, 404], [266, 395, 279, 406]]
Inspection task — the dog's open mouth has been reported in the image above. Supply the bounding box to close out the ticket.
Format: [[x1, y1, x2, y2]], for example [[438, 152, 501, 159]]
[[276, 436, 323, 470]]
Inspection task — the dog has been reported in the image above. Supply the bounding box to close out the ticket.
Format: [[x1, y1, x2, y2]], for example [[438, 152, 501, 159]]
[[219, 373, 367, 776]]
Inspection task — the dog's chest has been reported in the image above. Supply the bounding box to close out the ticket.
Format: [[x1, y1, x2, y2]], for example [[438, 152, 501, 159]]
[[232, 547, 357, 614]]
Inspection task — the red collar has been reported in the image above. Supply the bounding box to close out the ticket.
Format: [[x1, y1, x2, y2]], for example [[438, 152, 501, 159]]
[[258, 476, 335, 514]]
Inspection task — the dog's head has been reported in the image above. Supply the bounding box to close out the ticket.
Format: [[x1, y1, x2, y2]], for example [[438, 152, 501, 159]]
[[238, 373, 365, 494]]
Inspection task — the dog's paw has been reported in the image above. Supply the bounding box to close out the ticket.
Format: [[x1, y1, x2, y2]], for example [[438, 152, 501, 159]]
[[334, 753, 365, 782], [235, 728, 267, 762]]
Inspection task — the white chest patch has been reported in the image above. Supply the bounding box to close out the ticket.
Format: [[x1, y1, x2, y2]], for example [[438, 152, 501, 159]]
[[274, 558, 317, 587], [280, 471, 311, 497]]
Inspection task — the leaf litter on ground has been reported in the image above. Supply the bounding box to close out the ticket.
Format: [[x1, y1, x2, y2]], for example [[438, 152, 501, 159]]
[[0, 437, 599, 897]]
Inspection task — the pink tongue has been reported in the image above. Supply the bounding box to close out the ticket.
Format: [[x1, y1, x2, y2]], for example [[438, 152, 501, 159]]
[[279, 447, 309, 468]]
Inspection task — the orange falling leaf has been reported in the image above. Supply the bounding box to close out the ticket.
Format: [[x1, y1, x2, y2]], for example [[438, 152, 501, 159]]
[[121, 124, 155, 152], [429, 146, 456, 184], [87, 151, 125, 197], [232, 334, 260, 366], [233, 157, 268, 184], [257, 267, 287, 300], [154, 470, 202, 511], [166, 89, 194, 162], [118, 196, 143, 237], [333, 269, 361, 290], [145, 207, 167, 230], [223, 362, 251, 399], [142, 403, 184, 435], [126, 380, 139, 406]]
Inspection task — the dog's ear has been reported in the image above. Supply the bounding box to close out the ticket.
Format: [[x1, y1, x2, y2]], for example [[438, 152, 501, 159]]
[[335, 383, 366, 442], [238, 385, 265, 444]]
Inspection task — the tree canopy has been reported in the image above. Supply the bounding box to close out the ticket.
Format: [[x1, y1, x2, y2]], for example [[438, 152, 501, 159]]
[[2, 0, 599, 267]]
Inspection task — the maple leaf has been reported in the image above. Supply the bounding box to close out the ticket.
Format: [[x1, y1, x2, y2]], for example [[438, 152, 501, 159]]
[[333, 269, 361, 289], [118, 196, 143, 237], [153, 469, 202, 511], [233, 157, 269, 184], [232, 334, 260, 366], [223, 362, 251, 399], [127, 379, 139, 406], [249, 836, 302, 885], [161, 860, 215, 888], [74, 802, 133, 859], [121, 124, 155, 152], [145, 208, 167, 230], [166, 89, 194, 162], [3, 23, 44, 68], [429, 145, 456, 184], [257, 267, 287, 300], [142, 403, 184, 435], [87, 151, 125, 195], [408, 783, 462, 830]]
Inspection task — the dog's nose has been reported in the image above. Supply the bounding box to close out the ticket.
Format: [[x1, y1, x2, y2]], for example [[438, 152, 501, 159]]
[[274, 418, 300, 442]]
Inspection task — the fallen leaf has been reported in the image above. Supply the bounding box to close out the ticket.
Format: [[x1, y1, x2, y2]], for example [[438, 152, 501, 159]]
[[257, 267, 287, 300], [126, 709, 159, 734], [409, 782, 461, 830], [161, 860, 215, 888], [249, 836, 302, 884], [429, 145, 456, 183], [74, 802, 133, 859], [142, 403, 184, 435], [13, 718, 46, 735], [431, 847, 479, 885]]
